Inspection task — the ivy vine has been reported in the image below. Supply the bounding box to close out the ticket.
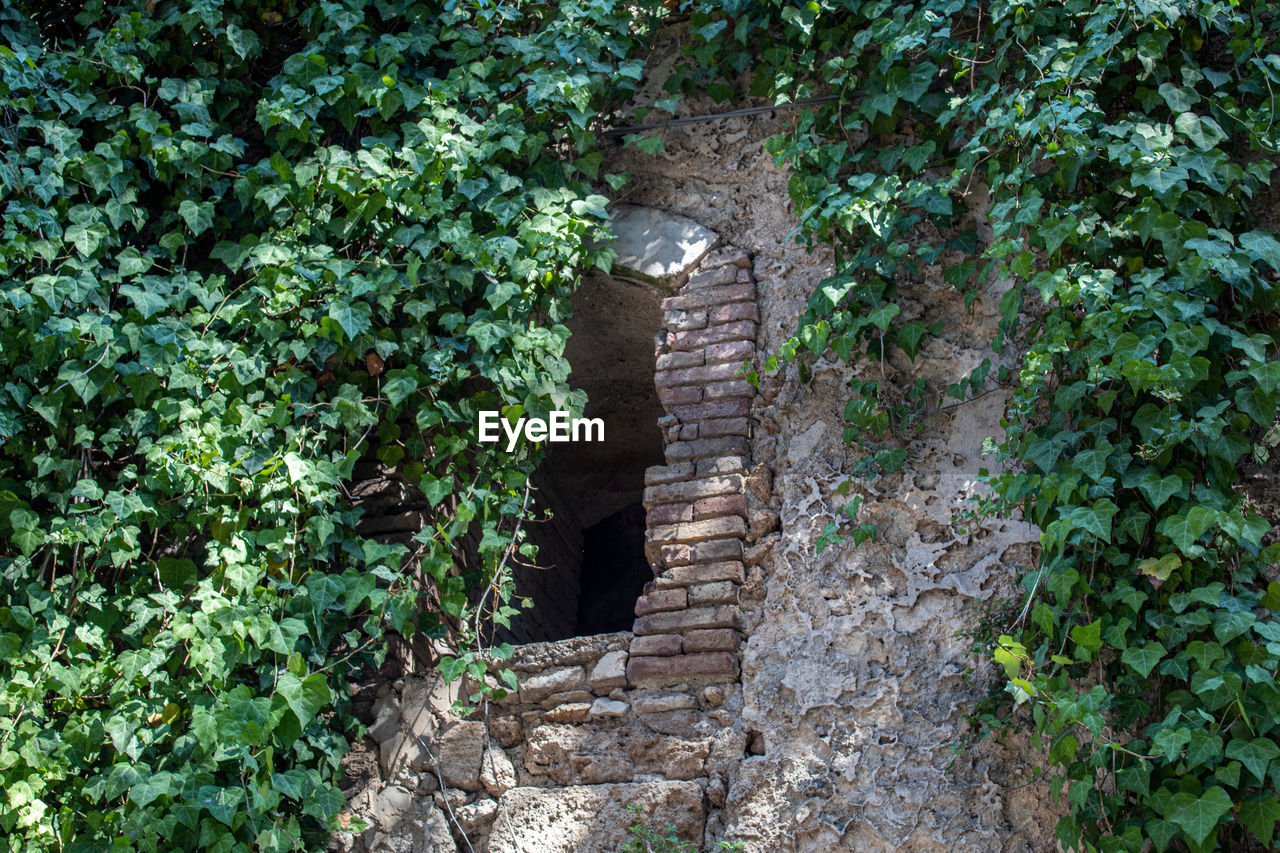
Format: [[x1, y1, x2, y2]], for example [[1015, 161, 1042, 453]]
[[668, 0, 1280, 849]]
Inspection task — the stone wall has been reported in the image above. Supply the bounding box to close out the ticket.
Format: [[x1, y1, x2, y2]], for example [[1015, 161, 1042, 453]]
[[335, 222, 768, 853]]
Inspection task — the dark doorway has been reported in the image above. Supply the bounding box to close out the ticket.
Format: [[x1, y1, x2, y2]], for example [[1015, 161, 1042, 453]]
[[499, 273, 665, 644]]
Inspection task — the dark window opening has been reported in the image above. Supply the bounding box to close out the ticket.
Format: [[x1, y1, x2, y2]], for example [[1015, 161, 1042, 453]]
[[498, 273, 665, 644]]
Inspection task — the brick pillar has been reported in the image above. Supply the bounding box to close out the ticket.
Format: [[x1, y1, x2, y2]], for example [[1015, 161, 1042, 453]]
[[628, 247, 757, 689]]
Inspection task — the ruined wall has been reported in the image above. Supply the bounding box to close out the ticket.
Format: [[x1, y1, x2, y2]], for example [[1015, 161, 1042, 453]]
[[335, 28, 1061, 853]]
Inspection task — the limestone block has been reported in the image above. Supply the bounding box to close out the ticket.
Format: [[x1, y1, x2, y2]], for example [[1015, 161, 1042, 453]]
[[632, 693, 697, 715], [590, 650, 628, 691], [480, 747, 516, 798], [436, 722, 485, 792], [487, 782, 703, 853], [517, 665, 586, 703], [589, 697, 629, 719], [607, 205, 716, 282], [543, 702, 591, 723]]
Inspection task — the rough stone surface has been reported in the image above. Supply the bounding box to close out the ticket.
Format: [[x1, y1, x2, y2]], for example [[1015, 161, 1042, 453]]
[[480, 747, 517, 798], [435, 722, 485, 793], [487, 782, 704, 853], [589, 650, 628, 691], [608, 204, 717, 282]]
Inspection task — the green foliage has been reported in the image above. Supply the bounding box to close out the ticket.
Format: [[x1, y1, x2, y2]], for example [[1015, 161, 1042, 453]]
[[673, 0, 1280, 849], [617, 804, 744, 853], [0, 0, 658, 848]]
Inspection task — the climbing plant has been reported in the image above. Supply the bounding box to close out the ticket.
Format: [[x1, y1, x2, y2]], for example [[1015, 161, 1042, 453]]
[[662, 0, 1280, 849], [0, 0, 660, 848]]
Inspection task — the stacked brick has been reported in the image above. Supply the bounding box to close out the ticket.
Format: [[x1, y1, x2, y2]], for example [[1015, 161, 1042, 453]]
[[628, 246, 757, 689]]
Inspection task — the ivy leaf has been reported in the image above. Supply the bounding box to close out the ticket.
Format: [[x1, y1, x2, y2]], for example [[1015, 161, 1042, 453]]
[[177, 200, 214, 235], [1168, 787, 1232, 845], [276, 673, 330, 729], [382, 371, 418, 407], [328, 300, 372, 341], [1121, 641, 1166, 677], [1225, 737, 1280, 784], [1070, 499, 1119, 543], [1240, 797, 1280, 847], [1138, 471, 1185, 508], [1174, 113, 1227, 151], [1071, 619, 1103, 655]]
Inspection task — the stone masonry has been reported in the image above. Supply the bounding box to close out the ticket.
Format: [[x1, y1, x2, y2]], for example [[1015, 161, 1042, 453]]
[[335, 215, 763, 853]]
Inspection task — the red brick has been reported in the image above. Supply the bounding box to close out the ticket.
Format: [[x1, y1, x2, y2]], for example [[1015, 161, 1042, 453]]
[[668, 309, 707, 331], [660, 544, 691, 566], [634, 587, 687, 616], [644, 474, 743, 507], [658, 386, 702, 406], [704, 380, 754, 399], [655, 560, 745, 588], [645, 516, 747, 550], [687, 582, 740, 606], [693, 493, 747, 520], [709, 302, 760, 324], [670, 398, 751, 421], [648, 502, 693, 525], [704, 339, 755, 363], [687, 266, 738, 288], [664, 436, 749, 463], [655, 361, 744, 388], [633, 605, 738, 635], [670, 321, 757, 353], [695, 456, 748, 477], [700, 248, 751, 270], [699, 417, 750, 438], [645, 462, 694, 485], [661, 283, 754, 312], [655, 350, 703, 370], [630, 634, 683, 656], [627, 652, 739, 687], [683, 628, 740, 652], [688, 540, 744, 564]]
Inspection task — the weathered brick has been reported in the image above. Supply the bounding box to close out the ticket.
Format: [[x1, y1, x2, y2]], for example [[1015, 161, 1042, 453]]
[[655, 350, 704, 371], [664, 436, 749, 463], [634, 587, 687, 616], [670, 398, 751, 422], [683, 628, 740, 652], [700, 248, 751, 270], [634, 605, 737, 636], [630, 634, 683, 656], [654, 361, 744, 388], [658, 386, 703, 406], [671, 321, 757, 353], [695, 456, 749, 477], [709, 302, 760, 324], [704, 380, 755, 400], [688, 540, 744, 564], [704, 339, 755, 364], [686, 266, 739, 289], [655, 560, 745, 588], [647, 502, 693, 525], [667, 309, 708, 332], [518, 666, 587, 704], [699, 417, 750, 438], [736, 268, 753, 283], [632, 693, 697, 714], [678, 423, 698, 440], [661, 283, 754, 312], [644, 474, 743, 507], [627, 652, 739, 687], [687, 581, 740, 607], [644, 462, 694, 486], [693, 493, 748, 520], [645, 516, 746, 550], [660, 544, 691, 566]]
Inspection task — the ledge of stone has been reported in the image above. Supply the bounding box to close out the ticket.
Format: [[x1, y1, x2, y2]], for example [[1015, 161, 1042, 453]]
[[605, 205, 717, 286]]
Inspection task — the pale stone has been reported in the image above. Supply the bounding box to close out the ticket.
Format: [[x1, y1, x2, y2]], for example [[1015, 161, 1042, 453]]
[[543, 702, 591, 723], [518, 666, 586, 703], [480, 746, 517, 798], [367, 694, 402, 744], [436, 722, 485, 792], [487, 782, 704, 853], [589, 697, 629, 719], [607, 205, 717, 283], [455, 799, 499, 836], [632, 693, 697, 715], [590, 650, 628, 691]]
